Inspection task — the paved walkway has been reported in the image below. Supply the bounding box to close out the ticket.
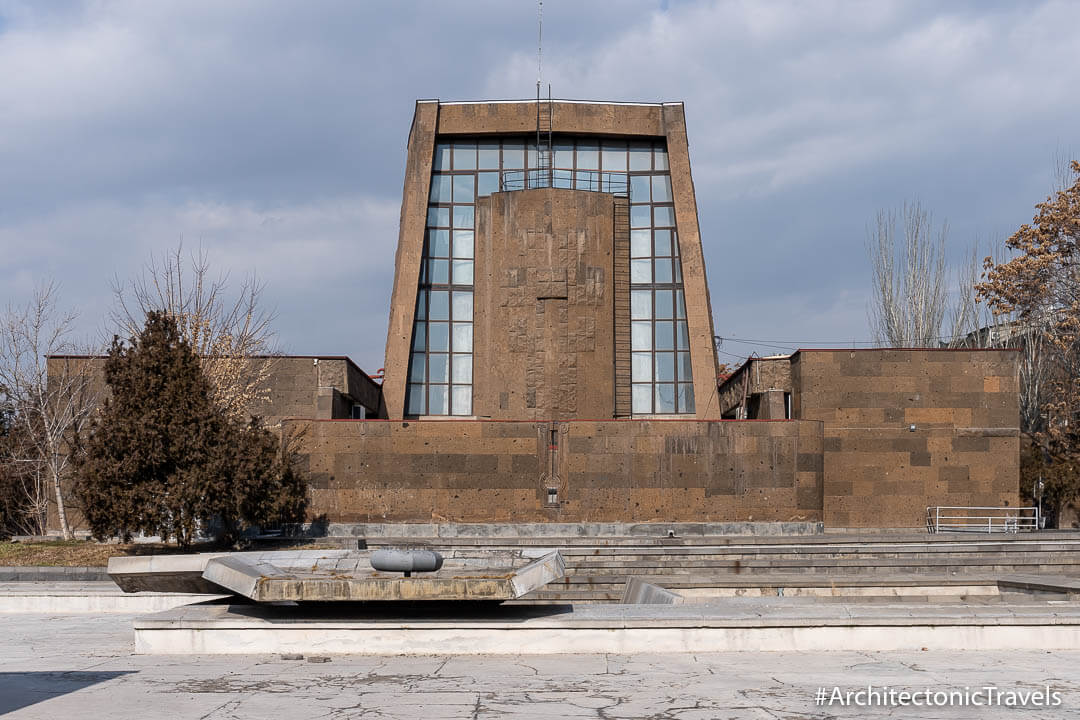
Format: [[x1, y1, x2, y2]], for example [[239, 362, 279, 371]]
[[2, 612, 1080, 718]]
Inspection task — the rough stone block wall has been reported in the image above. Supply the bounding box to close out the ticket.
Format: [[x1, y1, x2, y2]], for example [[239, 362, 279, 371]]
[[256, 357, 321, 423], [289, 419, 823, 524], [718, 357, 791, 417], [792, 349, 1020, 527], [474, 189, 615, 420], [435, 102, 667, 137], [560, 420, 822, 522]]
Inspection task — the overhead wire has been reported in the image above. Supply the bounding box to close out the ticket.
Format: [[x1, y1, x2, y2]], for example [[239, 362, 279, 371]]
[[715, 331, 981, 347], [715, 347, 752, 361]]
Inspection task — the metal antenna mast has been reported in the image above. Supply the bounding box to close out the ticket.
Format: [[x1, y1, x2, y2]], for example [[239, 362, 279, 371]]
[[537, 0, 542, 86], [535, 0, 552, 188]]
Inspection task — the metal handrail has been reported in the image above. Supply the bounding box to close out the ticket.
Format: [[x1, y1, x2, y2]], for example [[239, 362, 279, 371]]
[[926, 506, 1039, 534], [500, 169, 630, 197]]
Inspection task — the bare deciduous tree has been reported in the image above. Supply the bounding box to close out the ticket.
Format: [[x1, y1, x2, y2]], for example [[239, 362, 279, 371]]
[[0, 283, 99, 538], [110, 245, 278, 422], [978, 160, 1080, 523], [949, 239, 992, 346], [1016, 323, 1054, 436], [868, 201, 955, 346]]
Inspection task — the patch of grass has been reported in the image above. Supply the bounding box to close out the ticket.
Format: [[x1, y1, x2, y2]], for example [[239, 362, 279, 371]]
[[0, 540, 203, 567], [0, 539, 340, 567]]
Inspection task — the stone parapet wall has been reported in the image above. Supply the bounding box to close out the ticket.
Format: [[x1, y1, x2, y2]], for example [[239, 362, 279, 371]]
[[289, 419, 824, 524], [434, 102, 667, 138], [792, 349, 1020, 527], [318, 521, 824, 538], [818, 427, 1018, 527]]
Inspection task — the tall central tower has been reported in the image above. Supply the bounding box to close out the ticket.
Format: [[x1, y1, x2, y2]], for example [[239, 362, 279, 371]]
[[382, 100, 720, 421]]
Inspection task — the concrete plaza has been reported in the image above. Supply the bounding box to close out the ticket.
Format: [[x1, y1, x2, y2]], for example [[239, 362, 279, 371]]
[[2, 611, 1079, 719]]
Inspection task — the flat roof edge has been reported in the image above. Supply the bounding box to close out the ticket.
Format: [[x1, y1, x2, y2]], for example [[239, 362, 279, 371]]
[[791, 347, 1021, 355], [437, 99, 678, 107], [46, 353, 378, 372]]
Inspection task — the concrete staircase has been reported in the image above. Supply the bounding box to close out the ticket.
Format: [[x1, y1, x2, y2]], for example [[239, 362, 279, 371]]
[[366, 533, 1080, 602]]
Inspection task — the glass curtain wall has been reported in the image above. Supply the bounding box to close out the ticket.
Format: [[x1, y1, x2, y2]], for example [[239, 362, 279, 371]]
[[624, 143, 695, 414], [407, 136, 693, 416]]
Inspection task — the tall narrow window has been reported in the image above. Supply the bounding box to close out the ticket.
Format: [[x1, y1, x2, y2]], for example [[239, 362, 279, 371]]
[[627, 141, 694, 414], [407, 140, 482, 416], [406, 136, 694, 415]]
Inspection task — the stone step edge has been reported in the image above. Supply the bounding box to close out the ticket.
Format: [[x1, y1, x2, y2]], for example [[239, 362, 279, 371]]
[[0, 566, 112, 582]]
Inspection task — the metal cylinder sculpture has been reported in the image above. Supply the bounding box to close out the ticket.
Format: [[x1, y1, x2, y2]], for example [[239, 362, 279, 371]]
[[370, 549, 444, 577]]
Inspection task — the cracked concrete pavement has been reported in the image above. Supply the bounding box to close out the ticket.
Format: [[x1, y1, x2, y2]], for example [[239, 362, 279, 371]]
[[2, 613, 1079, 719]]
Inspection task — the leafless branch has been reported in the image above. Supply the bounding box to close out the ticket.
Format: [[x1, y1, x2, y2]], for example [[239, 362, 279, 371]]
[[110, 243, 279, 421], [0, 282, 101, 537], [868, 201, 949, 346]]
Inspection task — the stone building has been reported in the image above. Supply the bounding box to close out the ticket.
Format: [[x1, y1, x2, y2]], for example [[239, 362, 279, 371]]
[[283, 99, 1021, 529], [44, 99, 1022, 531], [717, 349, 1020, 526], [43, 354, 384, 532], [45, 355, 383, 428]]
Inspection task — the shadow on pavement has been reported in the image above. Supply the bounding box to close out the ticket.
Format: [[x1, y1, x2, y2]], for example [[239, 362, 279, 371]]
[[223, 600, 575, 623], [0, 671, 135, 715]]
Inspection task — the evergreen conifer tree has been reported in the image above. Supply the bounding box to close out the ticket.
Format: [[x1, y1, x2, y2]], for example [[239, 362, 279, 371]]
[[77, 311, 305, 546]]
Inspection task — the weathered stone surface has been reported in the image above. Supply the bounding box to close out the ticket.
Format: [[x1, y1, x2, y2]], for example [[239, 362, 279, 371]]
[[621, 577, 683, 605], [112, 549, 565, 602], [291, 418, 825, 523], [792, 349, 1020, 528], [8, 611, 1080, 717], [474, 189, 614, 420], [107, 550, 356, 594], [132, 596, 1080, 655], [718, 349, 1020, 528]]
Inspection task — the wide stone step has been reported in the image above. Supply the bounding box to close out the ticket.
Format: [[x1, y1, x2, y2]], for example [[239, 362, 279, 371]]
[[548, 573, 1014, 586], [523, 575, 1080, 603], [549, 575, 1077, 591], [555, 544, 1080, 557], [562, 561, 1080, 572], [365, 533, 1080, 548], [363, 533, 1080, 549], [367, 543, 1080, 560], [559, 569, 1080, 581], [561, 546, 1080, 557], [562, 555, 1080, 567], [563, 556, 1080, 569], [562, 563, 1080, 574], [519, 589, 621, 601]]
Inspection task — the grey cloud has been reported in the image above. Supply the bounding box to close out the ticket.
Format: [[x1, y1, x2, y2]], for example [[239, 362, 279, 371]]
[[490, 0, 1080, 353], [0, 0, 1077, 369]]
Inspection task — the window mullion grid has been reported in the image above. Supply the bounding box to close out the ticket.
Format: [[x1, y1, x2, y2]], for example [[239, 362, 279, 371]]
[[416, 140, 479, 416], [421, 138, 686, 416], [628, 144, 688, 415]]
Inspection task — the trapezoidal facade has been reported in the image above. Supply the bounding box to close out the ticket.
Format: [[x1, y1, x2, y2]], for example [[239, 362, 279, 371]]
[[381, 100, 722, 421], [281, 99, 1015, 528]]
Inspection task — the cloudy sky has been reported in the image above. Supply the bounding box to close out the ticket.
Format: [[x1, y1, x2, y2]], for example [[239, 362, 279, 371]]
[[1, 0, 1077, 373]]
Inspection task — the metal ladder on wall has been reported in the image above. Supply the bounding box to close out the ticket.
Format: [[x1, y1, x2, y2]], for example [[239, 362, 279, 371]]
[[535, 82, 553, 188], [613, 194, 632, 416]]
